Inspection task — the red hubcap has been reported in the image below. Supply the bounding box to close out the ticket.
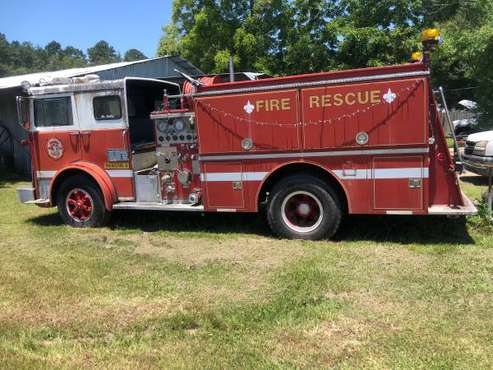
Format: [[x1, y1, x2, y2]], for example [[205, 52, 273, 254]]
[[282, 191, 323, 232], [66, 188, 93, 222]]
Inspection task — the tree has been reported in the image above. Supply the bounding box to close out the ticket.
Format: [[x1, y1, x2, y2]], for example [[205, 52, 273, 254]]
[[0, 34, 89, 76], [41, 41, 86, 70], [45, 41, 62, 56], [158, 0, 493, 123], [158, 24, 182, 57], [158, 0, 272, 73], [88, 40, 121, 65], [157, 0, 422, 75], [0, 33, 9, 77], [333, 0, 423, 68], [427, 0, 493, 123], [124, 49, 147, 61], [60, 46, 87, 68]]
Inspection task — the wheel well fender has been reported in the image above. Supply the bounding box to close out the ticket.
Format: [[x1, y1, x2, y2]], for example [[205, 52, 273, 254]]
[[257, 161, 350, 213], [50, 162, 117, 211]]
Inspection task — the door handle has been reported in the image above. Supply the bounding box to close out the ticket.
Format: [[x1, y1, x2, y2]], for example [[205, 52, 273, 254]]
[[69, 131, 80, 150], [80, 131, 91, 150]]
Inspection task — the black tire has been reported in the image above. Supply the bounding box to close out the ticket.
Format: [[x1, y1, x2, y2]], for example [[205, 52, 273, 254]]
[[56, 175, 110, 228], [267, 175, 342, 240]]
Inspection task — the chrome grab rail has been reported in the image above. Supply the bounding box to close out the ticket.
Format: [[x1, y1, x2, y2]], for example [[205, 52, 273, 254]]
[[437, 86, 463, 165]]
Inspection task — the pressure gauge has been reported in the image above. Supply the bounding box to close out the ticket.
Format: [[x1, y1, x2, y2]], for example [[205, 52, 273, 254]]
[[157, 120, 168, 132], [174, 118, 186, 132]]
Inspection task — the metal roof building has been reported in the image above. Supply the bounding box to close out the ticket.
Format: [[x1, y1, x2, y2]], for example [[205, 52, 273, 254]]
[[0, 56, 203, 175]]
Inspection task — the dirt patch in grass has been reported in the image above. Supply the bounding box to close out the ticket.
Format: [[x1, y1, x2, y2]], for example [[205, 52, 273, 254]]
[[0, 235, 312, 331], [0, 297, 178, 330], [269, 316, 392, 367], [131, 233, 309, 268]]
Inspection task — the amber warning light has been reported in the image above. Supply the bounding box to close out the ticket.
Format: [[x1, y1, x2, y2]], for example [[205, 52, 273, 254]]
[[410, 51, 423, 63], [421, 28, 441, 42], [420, 28, 441, 67]]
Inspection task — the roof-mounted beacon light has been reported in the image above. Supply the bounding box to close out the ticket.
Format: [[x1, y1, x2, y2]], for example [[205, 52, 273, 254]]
[[421, 28, 441, 43], [410, 51, 423, 63], [20, 80, 31, 93], [421, 28, 441, 68]]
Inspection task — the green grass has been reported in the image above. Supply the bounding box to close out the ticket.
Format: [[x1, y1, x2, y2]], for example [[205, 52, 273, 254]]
[[0, 172, 493, 368], [447, 137, 455, 148]]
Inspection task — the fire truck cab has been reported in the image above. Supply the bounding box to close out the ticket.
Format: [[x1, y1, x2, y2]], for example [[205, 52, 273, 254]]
[[16, 63, 477, 240]]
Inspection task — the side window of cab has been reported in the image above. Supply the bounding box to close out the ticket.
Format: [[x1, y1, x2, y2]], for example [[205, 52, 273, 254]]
[[34, 96, 73, 127], [93, 95, 122, 121]]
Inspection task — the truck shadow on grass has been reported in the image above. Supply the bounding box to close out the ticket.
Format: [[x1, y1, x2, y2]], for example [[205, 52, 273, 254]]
[[30, 210, 475, 245], [337, 215, 474, 245], [112, 210, 474, 245]]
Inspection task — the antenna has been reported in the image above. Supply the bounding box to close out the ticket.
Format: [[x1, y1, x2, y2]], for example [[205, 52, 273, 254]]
[[174, 69, 203, 87]]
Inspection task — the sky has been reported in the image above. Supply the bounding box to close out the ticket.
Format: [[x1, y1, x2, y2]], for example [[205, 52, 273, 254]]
[[0, 0, 172, 58]]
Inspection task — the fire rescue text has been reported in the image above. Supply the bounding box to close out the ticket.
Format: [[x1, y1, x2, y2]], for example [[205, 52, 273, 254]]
[[251, 89, 382, 113]]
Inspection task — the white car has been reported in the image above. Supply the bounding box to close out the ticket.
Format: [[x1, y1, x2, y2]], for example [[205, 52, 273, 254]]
[[463, 130, 493, 176]]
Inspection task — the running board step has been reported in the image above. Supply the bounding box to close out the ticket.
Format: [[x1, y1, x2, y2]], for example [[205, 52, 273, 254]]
[[112, 202, 204, 212], [25, 199, 50, 206]]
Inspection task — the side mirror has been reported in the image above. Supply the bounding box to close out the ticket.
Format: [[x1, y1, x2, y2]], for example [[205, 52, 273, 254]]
[[16, 96, 31, 131]]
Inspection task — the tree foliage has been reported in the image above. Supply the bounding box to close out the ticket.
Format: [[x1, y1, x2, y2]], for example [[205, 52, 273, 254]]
[[0, 35, 147, 78], [87, 40, 121, 65], [0, 34, 87, 77], [157, 0, 424, 74], [124, 48, 148, 62], [158, 0, 493, 121], [427, 0, 493, 121]]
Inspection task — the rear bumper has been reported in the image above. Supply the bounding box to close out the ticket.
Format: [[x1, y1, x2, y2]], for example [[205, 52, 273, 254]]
[[428, 192, 478, 216]]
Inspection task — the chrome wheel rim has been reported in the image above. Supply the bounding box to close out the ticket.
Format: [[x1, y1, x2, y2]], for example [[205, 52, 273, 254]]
[[66, 188, 94, 222], [281, 191, 324, 233]]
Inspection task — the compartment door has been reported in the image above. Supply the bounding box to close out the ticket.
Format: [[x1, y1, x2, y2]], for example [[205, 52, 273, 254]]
[[373, 156, 425, 211], [203, 162, 244, 210]]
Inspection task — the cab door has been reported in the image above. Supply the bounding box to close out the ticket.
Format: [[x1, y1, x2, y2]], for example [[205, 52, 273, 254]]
[[32, 94, 81, 195], [75, 90, 133, 200]]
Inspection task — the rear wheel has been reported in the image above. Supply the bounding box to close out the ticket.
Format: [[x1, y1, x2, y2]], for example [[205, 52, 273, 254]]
[[57, 176, 110, 227], [267, 175, 342, 240]]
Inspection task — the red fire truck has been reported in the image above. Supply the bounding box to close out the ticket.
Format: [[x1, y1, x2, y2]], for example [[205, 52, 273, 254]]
[[16, 51, 477, 240]]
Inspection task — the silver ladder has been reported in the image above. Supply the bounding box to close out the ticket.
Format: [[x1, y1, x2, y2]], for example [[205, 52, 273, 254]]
[[437, 87, 492, 220], [436, 86, 463, 169]]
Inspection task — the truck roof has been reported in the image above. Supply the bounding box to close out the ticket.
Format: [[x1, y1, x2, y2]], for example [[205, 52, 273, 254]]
[[196, 63, 428, 95], [26, 77, 178, 96]]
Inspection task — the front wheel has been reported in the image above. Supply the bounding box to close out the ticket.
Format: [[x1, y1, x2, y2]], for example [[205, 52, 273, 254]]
[[56, 175, 110, 227], [267, 175, 342, 240]]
